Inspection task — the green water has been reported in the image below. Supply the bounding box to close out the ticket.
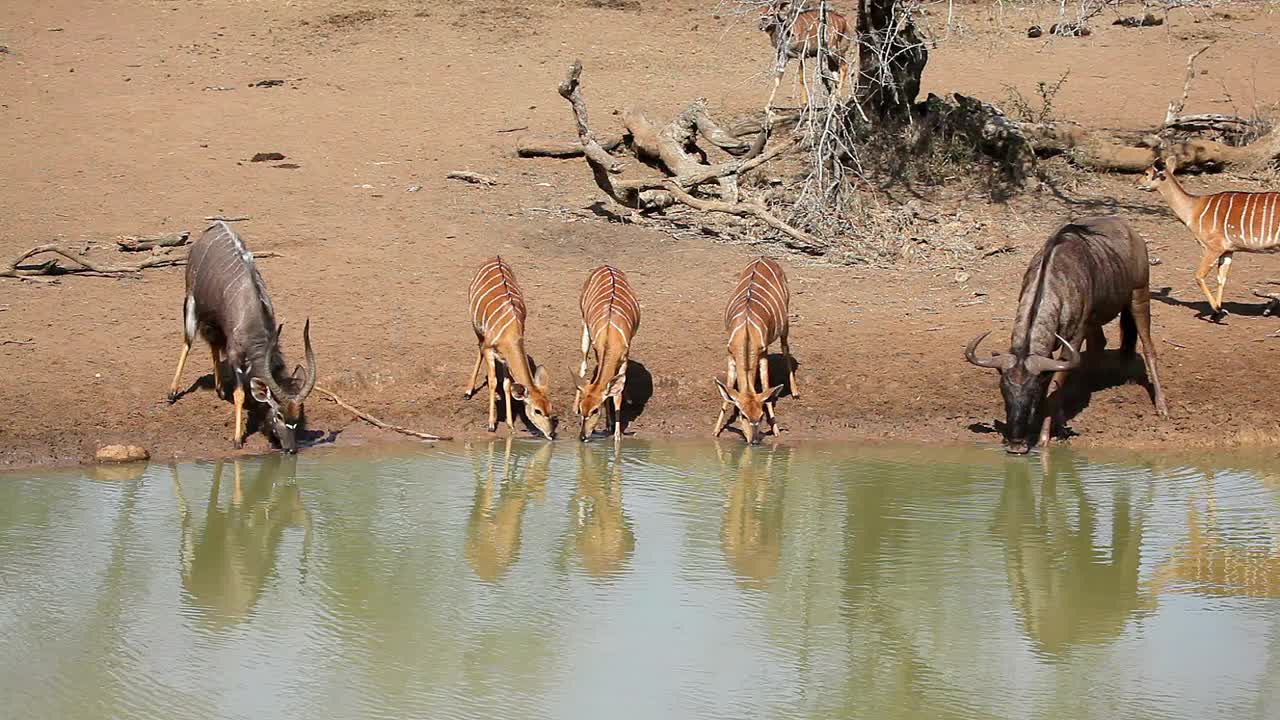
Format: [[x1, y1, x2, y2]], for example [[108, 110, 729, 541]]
[[2, 441, 1280, 720]]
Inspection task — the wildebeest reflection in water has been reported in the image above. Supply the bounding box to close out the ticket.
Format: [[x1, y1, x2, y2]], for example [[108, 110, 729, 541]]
[[566, 442, 635, 579], [994, 455, 1156, 656], [465, 438, 552, 582], [716, 441, 786, 589], [171, 455, 311, 628]]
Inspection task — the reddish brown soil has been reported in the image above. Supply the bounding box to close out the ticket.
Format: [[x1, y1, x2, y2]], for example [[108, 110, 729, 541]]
[[3, 1, 1280, 468]]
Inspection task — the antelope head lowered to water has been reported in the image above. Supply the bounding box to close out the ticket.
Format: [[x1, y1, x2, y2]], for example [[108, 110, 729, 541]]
[[573, 265, 640, 442], [167, 222, 317, 452], [714, 257, 798, 445]]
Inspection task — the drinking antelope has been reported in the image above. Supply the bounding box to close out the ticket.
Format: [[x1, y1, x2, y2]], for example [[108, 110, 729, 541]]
[[464, 256, 556, 439], [714, 256, 799, 445], [167, 221, 317, 452], [965, 217, 1168, 454], [1138, 156, 1280, 322], [758, 1, 854, 113], [573, 265, 640, 441]]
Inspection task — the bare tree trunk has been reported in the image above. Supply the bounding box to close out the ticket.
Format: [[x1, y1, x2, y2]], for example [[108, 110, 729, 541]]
[[856, 0, 928, 124]]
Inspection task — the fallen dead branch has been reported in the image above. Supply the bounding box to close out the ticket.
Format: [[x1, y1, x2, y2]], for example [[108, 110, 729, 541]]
[[550, 60, 816, 246], [313, 385, 451, 441], [204, 215, 251, 222], [0, 244, 281, 282], [516, 133, 628, 158], [1163, 338, 1190, 350], [116, 231, 190, 252], [1166, 45, 1213, 126], [447, 170, 500, 186]]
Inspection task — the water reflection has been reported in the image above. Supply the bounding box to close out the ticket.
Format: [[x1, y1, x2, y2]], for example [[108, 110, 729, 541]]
[[994, 454, 1155, 656], [716, 441, 785, 589], [172, 455, 311, 628], [465, 437, 552, 582], [566, 442, 635, 579], [1151, 470, 1280, 599]]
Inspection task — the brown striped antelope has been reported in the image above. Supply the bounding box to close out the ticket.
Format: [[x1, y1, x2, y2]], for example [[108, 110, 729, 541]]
[[1138, 156, 1280, 322], [166, 222, 317, 452], [464, 257, 556, 439], [714, 257, 798, 445], [573, 265, 640, 441], [758, 1, 854, 112]]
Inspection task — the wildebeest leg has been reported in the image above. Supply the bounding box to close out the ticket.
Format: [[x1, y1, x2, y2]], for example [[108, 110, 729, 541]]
[[1194, 246, 1226, 320], [1129, 286, 1170, 417], [232, 384, 246, 449], [1119, 307, 1138, 355], [463, 345, 486, 400], [714, 358, 737, 436], [1086, 324, 1106, 365], [485, 350, 499, 433], [781, 328, 799, 399], [1038, 332, 1084, 447]]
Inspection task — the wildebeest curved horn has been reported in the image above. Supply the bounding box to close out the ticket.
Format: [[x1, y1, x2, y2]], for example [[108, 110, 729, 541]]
[[1025, 334, 1082, 374], [297, 318, 317, 400], [964, 330, 1014, 370]]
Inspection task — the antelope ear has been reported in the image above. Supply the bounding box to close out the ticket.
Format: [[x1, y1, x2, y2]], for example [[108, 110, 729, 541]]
[[571, 369, 589, 389], [1164, 154, 1178, 174], [249, 377, 272, 404], [509, 383, 529, 401], [764, 384, 786, 403], [533, 365, 549, 390], [714, 377, 735, 405]]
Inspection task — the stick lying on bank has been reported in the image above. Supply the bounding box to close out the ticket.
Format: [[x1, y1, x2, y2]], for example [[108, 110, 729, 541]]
[[314, 385, 452, 441], [0, 244, 281, 282]]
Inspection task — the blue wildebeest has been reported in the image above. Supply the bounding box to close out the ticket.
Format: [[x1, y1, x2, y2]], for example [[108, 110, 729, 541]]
[[965, 216, 1168, 454], [167, 222, 317, 452]]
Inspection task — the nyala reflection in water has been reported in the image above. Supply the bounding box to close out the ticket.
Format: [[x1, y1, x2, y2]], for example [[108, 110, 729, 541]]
[[566, 442, 635, 579], [1150, 469, 1280, 599], [465, 437, 552, 582], [716, 441, 786, 589], [171, 455, 311, 628], [995, 454, 1156, 656]]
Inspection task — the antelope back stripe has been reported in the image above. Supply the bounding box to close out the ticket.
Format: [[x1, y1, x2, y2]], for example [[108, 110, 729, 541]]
[[724, 257, 789, 348], [1204, 191, 1280, 250], [468, 257, 526, 341], [580, 266, 639, 347]]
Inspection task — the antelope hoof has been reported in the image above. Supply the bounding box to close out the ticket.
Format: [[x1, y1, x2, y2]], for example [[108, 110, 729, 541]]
[[486, 423, 497, 433], [1209, 308, 1229, 323], [232, 438, 244, 450], [166, 391, 179, 405]]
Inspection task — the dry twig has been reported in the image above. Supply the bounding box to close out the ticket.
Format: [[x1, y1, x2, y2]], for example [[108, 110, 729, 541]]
[[447, 170, 500, 186], [0, 244, 281, 281], [314, 385, 451, 441]]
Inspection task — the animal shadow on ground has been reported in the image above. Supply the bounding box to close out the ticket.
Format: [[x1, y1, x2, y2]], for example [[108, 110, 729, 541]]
[[1151, 286, 1270, 322], [1057, 348, 1161, 434], [618, 359, 654, 431], [169, 372, 218, 404]]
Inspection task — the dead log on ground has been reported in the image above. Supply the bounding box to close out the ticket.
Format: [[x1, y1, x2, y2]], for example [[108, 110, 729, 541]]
[[116, 231, 190, 252], [1020, 121, 1280, 173], [553, 61, 820, 251], [516, 133, 628, 158], [0, 244, 282, 282]]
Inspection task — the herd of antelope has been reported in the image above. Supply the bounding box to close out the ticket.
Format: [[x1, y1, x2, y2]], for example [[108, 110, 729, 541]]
[[159, 3, 1280, 456]]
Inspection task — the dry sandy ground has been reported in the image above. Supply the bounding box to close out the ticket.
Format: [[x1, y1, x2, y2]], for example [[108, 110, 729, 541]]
[[3, 0, 1280, 467]]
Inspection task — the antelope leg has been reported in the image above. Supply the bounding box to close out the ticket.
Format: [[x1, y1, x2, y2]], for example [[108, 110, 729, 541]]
[[232, 384, 245, 449]]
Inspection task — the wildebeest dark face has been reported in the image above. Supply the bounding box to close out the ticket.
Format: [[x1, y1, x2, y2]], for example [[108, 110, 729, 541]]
[[999, 364, 1050, 454]]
